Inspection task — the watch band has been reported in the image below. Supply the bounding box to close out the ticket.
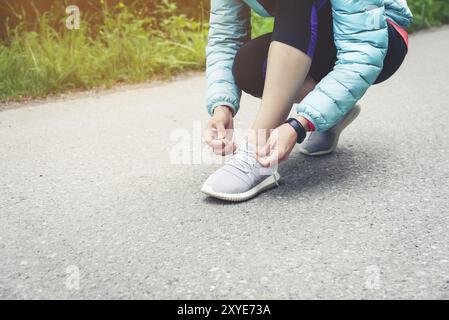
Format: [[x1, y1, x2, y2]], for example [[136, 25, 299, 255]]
[[284, 118, 307, 144]]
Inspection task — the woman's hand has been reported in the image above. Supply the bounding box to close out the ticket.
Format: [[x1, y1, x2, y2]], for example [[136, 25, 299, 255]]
[[256, 123, 298, 167], [203, 105, 237, 156]]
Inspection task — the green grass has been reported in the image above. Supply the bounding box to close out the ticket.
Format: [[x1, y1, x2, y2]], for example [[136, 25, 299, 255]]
[[0, 0, 448, 102], [0, 1, 208, 101], [251, 12, 273, 38], [408, 0, 449, 31]]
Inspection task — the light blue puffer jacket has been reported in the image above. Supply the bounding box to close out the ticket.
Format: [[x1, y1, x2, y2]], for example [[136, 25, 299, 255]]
[[206, 0, 413, 132]]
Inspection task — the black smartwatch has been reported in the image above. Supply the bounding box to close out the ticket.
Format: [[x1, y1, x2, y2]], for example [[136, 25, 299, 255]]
[[284, 118, 307, 144]]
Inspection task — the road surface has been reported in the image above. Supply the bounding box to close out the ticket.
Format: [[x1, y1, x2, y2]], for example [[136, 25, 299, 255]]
[[1, 27, 449, 299]]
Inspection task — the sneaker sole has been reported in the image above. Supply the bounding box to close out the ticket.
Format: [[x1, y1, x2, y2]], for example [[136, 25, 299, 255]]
[[201, 172, 281, 202], [299, 104, 361, 156]]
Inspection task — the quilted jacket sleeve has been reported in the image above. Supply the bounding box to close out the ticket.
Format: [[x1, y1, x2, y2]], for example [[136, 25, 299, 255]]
[[206, 0, 251, 116], [296, 0, 389, 132]]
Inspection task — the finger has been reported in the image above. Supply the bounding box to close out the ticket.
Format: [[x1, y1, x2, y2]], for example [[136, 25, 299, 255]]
[[204, 126, 218, 145], [216, 122, 226, 140], [259, 152, 281, 168], [204, 130, 214, 145], [258, 129, 279, 157], [256, 140, 272, 158], [212, 142, 225, 155], [210, 138, 235, 156], [232, 142, 238, 153], [257, 155, 272, 167], [220, 140, 236, 155], [259, 144, 283, 168], [272, 148, 285, 166], [209, 138, 227, 149], [221, 141, 235, 156], [216, 138, 234, 155], [215, 146, 227, 156]]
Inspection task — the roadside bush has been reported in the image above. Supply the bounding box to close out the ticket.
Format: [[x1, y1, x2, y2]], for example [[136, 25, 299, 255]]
[[0, 0, 448, 102], [0, 1, 207, 100]]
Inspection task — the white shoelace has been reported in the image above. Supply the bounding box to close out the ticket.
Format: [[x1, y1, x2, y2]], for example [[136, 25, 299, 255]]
[[227, 147, 257, 174], [227, 142, 280, 187]]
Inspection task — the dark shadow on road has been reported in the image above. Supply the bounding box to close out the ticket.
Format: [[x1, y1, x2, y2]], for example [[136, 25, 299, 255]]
[[273, 145, 387, 198], [200, 144, 390, 204]]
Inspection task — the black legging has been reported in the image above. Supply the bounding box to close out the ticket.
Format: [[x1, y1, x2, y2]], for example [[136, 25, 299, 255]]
[[232, 0, 408, 98]]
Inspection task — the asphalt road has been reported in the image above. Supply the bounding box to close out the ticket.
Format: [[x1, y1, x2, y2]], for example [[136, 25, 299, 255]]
[[1, 27, 449, 300]]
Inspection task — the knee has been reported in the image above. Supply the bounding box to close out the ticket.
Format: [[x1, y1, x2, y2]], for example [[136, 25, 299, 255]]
[[232, 46, 261, 97], [232, 35, 271, 98]]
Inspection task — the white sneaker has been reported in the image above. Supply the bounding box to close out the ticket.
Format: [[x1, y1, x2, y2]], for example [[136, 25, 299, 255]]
[[300, 104, 361, 156], [201, 140, 280, 202]]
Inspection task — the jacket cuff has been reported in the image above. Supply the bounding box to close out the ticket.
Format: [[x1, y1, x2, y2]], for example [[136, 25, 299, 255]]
[[207, 97, 239, 117], [296, 111, 322, 133]]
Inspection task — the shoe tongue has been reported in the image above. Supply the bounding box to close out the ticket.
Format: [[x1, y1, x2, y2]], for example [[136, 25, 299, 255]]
[[227, 140, 257, 171], [239, 140, 256, 154], [228, 140, 274, 176]]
